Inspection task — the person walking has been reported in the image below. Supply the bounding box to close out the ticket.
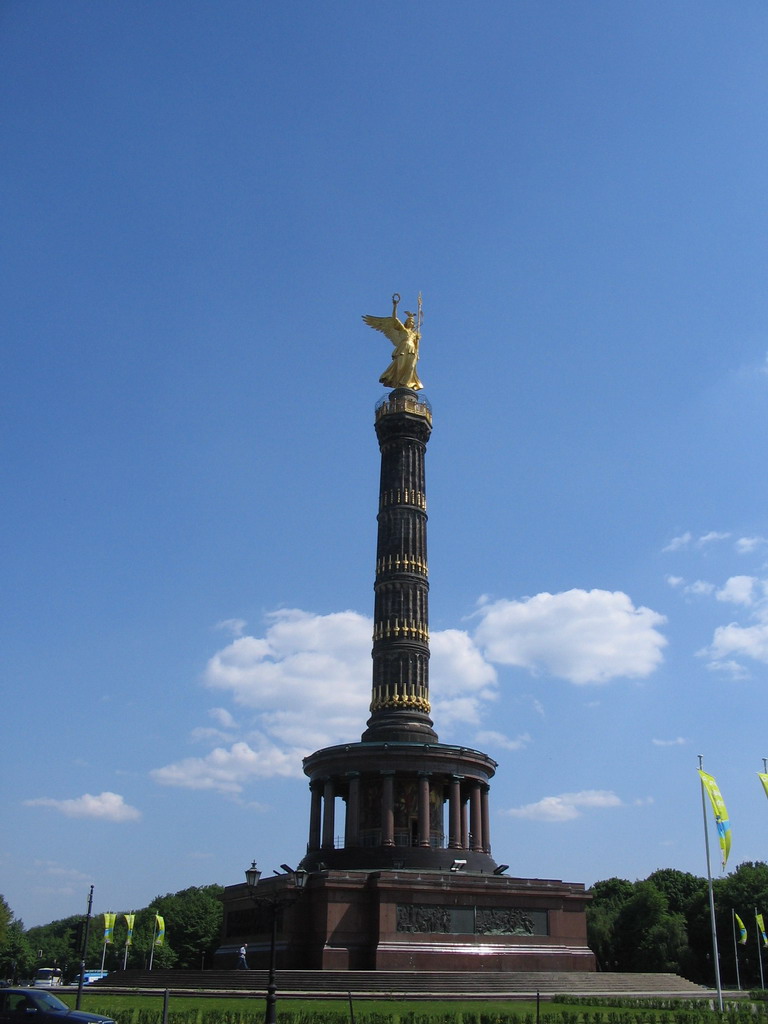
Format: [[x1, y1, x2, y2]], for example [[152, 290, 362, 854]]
[[237, 943, 249, 969]]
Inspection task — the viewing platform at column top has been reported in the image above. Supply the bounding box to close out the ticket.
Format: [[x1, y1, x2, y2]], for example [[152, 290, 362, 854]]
[[375, 388, 432, 425]]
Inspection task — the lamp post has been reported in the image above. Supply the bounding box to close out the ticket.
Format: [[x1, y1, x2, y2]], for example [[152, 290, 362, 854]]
[[245, 861, 307, 1024], [75, 885, 94, 1010]]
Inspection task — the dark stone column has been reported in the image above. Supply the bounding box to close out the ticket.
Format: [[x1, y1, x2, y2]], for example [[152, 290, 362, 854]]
[[308, 781, 322, 851], [346, 773, 360, 848], [418, 773, 430, 848], [363, 391, 437, 744], [448, 776, 462, 849], [481, 784, 491, 854], [381, 772, 395, 846], [470, 781, 483, 852], [322, 778, 335, 850]]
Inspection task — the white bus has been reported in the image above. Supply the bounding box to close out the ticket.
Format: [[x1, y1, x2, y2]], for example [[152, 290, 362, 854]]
[[32, 967, 64, 988]]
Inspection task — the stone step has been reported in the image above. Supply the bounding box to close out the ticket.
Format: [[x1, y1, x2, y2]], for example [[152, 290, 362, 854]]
[[100, 969, 709, 997]]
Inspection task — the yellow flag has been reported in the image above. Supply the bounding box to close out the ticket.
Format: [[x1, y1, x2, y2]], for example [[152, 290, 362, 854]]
[[124, 914, 135, 946], [103, 912, 116, 944], [698, 769, 731, 868], [155, 914, 165, 946], [735, 912, 747, 944], [757, 913, 768, 947], [758, 773, 768, 800]]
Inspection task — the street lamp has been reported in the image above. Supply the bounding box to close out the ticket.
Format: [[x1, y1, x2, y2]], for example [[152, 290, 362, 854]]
[[245, 860, 307, 1024]]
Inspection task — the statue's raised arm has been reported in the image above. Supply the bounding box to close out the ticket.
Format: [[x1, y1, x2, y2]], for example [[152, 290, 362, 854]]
[[362, 292, 423, 391]]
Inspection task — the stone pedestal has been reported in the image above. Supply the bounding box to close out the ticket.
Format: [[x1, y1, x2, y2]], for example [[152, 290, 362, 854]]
[[220, 869, 594, 972]]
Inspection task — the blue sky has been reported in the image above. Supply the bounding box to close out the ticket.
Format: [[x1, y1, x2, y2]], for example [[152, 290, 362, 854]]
[[3, 1, 768, 930]]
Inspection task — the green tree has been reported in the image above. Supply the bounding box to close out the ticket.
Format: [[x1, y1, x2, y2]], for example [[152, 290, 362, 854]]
[[716, 862, 768, 988], [589, 877, 635, 910], [149, 885, 224, 969], [0, 896, 13, 947], [0, 922, 35, 983], [614, 881, 682, 972], [586, 904, 617, 971], [26, 915, 86, 977], [0, 897, 35, 983], [586, 877, 634, 971], [634, 912, 689, 973], [646, 868, 707, 915]]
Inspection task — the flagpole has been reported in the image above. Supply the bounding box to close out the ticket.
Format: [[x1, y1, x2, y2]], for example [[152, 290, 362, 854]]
[[149, 914, 157, 970], [757, 907, 765, 990], [699, 754, 724, 1010], [731, 910, 741, 990]]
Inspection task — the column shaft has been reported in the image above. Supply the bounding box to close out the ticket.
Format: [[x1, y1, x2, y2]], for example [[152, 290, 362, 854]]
[[308, 782, 322, 850], [418, 774, 430, 848], [382, 773, 395, 846], [346, 774, 360, 847], [448, 777, 462, 849], [322, 778, 336, 850], [481, 784, 491, 854], [469, 781, 483, 852]]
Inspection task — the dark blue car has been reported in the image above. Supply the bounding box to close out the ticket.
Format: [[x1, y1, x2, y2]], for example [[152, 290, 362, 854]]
[[0, 990, 114, 1024]]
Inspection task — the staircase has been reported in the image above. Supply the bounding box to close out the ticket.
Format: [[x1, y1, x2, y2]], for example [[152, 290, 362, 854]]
[[97, 969, 710, 998]]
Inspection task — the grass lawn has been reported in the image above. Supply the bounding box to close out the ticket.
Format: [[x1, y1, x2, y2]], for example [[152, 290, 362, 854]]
[[57, 992, 548, 1016], [52, 992, 727, 1022]]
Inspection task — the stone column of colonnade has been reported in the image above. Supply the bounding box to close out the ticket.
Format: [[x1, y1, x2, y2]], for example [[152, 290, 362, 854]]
[[382, 773, 395, 846], [345, 773, 360, 847], [307, 773, 492, 855], [321, 779, 335, 850]]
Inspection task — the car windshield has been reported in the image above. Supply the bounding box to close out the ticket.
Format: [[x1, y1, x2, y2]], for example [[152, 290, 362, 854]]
[[32, 992, 68, 1011]]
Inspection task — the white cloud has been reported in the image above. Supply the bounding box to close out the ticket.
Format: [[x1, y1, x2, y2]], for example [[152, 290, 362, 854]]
[[151, 738, 301, 793], [24, 792, 141, 822], [704, 658, 750, 679], [695, 571, 768, 671], [664, 530, 731, 552], [33, 860, 91, 881], [429, 629, 498, 731], [686, 580, 715, 596], [698, 531, 731, 546], [706, 620, 768, 667], [664, 532, 692, 552], [473, 589, 667, 684], [210, 707, 237, 728], [430, 629, 497, 696], [664, 531, 768, 671], [474, 730, 531, 752], [190, 707, 240, 744], [204, 608, 372, 738], [153, 608, 500, 790], [215, 618, 247, 636], [736, 536, 767, 554], [153, 587, 667, 795], [652, 737, 687, 747], [502, 790, 622, 822], [716, 575, 758, 606]]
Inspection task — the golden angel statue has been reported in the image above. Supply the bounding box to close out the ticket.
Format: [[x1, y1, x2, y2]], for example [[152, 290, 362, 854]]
[[362, 292, 423, 391]]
